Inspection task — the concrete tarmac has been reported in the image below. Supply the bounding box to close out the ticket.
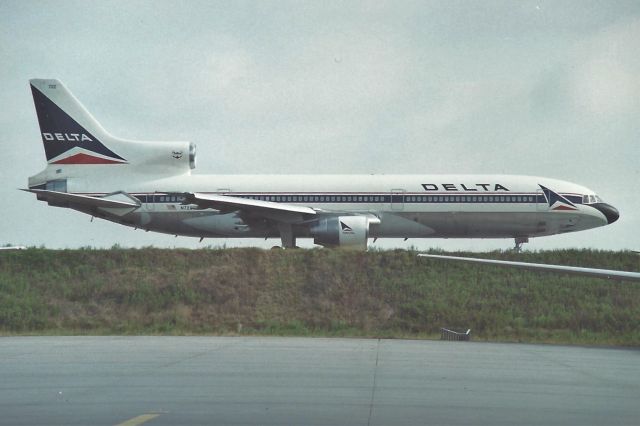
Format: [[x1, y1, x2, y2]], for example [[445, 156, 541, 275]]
[[0, 336, 638, 425]]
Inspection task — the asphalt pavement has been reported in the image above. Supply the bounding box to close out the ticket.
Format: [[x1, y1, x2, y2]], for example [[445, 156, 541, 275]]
[[0, 336, 638, 425]]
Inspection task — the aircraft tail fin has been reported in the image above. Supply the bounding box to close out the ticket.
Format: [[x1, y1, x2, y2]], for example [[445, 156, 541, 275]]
[[29, 79, 196, 180], [30, 79, 128, 164]]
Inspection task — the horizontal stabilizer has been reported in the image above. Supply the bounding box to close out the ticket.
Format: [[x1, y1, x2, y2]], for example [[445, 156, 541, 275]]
[[24, 189, 140, 210], [418, 254, 640, 282]]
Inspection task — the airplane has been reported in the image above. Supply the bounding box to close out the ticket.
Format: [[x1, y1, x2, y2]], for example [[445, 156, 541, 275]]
[[24, 79, 620, 251]]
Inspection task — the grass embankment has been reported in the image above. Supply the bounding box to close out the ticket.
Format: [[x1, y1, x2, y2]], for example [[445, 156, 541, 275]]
[[0, 248, 638, 346]]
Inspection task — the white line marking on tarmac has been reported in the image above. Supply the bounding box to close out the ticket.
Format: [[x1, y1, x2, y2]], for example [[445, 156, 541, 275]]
[[114, 413, 160, 426]]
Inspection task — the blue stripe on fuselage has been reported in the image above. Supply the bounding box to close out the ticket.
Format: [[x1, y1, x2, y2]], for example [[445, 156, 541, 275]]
[[130, 192, 583, 205]]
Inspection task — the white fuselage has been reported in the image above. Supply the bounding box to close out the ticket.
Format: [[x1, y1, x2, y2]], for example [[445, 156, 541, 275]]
[[43, 171, 609, 241]]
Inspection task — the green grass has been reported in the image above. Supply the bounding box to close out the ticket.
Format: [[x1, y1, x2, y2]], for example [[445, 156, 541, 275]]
[[0, 248, 638, 346]]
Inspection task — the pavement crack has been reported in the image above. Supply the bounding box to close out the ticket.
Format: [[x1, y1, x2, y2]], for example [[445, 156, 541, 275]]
[[367, 338, 381, 426], [157, 340, 241, 369]]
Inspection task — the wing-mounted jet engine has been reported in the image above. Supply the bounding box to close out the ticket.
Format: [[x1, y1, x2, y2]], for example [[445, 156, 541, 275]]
[[310, 216, 381, 250]]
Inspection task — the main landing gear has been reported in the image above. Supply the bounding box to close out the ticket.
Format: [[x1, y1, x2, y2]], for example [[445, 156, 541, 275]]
[[513, 237, 529, 252], [278, 223, 297, 249]]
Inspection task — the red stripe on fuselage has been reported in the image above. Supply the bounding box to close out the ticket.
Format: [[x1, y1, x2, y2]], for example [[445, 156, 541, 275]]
[[552, 205, 577, 211], [51, 153, 127, 164]]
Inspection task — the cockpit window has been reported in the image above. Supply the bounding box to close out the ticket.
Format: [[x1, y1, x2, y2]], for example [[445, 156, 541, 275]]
[[583, 194, 601, 204]]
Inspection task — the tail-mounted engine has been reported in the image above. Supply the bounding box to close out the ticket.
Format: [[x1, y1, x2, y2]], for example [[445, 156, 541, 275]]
[[310, 215, 380, 250]]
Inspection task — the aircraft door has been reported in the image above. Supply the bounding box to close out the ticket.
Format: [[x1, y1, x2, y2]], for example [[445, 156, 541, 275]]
[[535, 189, 547, 211], [146, 193, 156, 211], [45, 179, 67, 192], [391, 189, 405, 211]]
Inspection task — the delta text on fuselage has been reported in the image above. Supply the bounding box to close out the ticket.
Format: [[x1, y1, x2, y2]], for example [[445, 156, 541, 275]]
[[421, 183, 510, 192]]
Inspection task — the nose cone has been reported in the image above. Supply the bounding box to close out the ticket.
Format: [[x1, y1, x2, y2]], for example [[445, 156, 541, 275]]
[[592, 203, 620, 224]]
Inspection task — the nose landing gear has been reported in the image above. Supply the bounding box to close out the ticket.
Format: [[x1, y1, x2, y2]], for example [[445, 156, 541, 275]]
[[513, 237, 529, 252]]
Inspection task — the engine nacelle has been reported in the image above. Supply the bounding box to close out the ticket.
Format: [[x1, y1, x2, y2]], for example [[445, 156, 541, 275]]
[[131, 141, 196, 173], [310, 215, 378, 250]]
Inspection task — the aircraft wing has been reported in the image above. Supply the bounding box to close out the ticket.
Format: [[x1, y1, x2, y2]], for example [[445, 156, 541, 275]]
[[418, 254, 640, 282], [24, 189, 139, 209], [184, 192, 317, 223]]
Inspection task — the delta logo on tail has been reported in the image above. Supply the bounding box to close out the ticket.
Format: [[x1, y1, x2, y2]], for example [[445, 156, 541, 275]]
[[539, 184, 578, 211], [30, 84, 127, 165]]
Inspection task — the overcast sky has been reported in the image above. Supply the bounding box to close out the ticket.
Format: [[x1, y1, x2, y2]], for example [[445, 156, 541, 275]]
[[1, 0, 639, 251]]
